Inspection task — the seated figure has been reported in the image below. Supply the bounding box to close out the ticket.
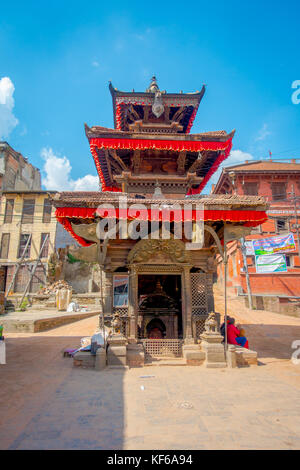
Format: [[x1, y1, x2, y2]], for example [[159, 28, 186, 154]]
[[148, 327, 163, 339], [227, 317, 249, 349]]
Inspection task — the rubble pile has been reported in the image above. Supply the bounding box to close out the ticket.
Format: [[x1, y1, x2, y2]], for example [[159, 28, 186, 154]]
[[36, 280, 72, 297]]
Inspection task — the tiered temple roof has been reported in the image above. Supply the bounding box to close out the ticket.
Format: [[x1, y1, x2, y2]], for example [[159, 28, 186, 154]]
[[51, 78, 268, 247], [84, 77, 235, 195]]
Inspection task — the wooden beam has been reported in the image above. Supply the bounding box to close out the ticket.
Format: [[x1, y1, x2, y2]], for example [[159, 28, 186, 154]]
[[177, 151, 186, 175], [109, 149, 128, 171], [172, 106, 185, 122], [104, 149, 113, 184], [132, 149, 141, 174], [188, 155, 203, 173]]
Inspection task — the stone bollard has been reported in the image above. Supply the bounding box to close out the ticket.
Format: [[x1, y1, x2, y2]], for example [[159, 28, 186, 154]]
[[226, 345, 237, 368], [56, 288, 71, 311], [95, 347, 106, 370]]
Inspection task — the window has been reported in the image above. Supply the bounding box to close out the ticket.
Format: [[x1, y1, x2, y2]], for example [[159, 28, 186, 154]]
[[4, 199, 14, 223], [250, 224, 262, 234], [244, 182, 258, 195], [113, 275, 129, 307], [272, 182, 286, 201], [286, 255, 292, 267], [0, 233, 10, 259], [42, 198, 52, 223], [18, 234, 31, 258], [21, 199, 35, 224], [276, 219, 287, 232], [40, 233, 50, 258]]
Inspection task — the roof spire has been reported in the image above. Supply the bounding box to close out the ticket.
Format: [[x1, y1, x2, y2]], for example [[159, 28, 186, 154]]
[[146, 75, 159, 93]]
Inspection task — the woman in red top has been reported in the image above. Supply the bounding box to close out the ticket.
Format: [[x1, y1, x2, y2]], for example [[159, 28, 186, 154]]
[[227, 318, 249, 349]]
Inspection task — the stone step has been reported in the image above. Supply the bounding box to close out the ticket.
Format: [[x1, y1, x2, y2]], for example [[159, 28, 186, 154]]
[[145, 358, 187, 366]]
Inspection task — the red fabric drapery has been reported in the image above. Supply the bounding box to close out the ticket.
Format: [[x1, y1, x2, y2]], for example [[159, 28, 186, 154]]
[[55, 206, 267, 246], [89, 137, 232, 153], [88, 137, 232, 193]]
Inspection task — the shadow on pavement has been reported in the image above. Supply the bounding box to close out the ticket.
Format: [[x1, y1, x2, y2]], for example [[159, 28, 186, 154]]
[[0, 335, 125, 450]]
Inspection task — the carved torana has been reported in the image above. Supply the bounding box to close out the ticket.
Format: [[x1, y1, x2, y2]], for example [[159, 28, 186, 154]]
[[128, 238, 191, 264]]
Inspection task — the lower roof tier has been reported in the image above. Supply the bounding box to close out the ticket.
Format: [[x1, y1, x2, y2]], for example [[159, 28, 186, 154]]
[[51, 192, 268, 247]]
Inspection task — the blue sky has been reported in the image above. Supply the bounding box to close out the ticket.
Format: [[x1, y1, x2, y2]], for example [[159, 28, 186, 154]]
[[0, 0, 299, 193]]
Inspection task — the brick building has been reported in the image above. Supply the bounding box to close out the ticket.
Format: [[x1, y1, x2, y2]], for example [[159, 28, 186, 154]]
[[213, 160, 300, 297], [0, 142, 41, 191], [0, 191, 58, 294]]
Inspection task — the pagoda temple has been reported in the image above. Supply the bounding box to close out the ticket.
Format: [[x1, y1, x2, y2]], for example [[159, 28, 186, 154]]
[[52, 77, 268, 367]]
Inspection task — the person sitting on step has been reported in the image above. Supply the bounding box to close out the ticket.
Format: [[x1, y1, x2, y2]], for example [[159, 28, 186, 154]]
[[227, 317, 249, 349]]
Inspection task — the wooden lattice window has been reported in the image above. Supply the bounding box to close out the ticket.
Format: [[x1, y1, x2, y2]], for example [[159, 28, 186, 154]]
[[0, 233, 10, 259], [21, 199, 35, 224], [190, 273, 209, 315], [4, 199, 14, 223]]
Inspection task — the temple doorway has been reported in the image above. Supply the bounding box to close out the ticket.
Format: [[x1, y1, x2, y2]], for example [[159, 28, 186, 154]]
[[137, 274, 182, 339]]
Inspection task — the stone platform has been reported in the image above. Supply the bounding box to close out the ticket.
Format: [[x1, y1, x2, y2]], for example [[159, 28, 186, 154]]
[[0, 309, 100, 333]]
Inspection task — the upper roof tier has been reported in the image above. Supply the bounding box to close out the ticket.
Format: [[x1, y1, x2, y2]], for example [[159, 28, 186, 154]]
[[109, 76, 205, 134]]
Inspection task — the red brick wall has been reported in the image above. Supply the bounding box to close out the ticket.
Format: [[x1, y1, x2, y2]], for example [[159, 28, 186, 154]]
[[240, 273, 300, 296]]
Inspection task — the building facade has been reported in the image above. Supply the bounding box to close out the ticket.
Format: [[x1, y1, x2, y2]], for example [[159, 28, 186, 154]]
[[213, 160, 300, 296], [0, 190, 57, 294]]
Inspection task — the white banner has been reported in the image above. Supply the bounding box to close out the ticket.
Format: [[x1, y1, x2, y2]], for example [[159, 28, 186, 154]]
[[255, 254, 287, 273]]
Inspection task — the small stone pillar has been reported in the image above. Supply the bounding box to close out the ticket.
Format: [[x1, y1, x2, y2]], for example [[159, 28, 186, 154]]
[[107, 333, 127, 368], [95, 347, 106, 370], [56, 288, 71, 311], [226, 345, 237, 368], [182, 266, 194, 344], [200, 312, 226, 368], [128, 265, 138, 342]]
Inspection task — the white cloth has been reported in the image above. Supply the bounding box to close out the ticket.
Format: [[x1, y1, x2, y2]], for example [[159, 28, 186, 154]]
[[67, 302, 80, 312], [91, 330, 108, 347]]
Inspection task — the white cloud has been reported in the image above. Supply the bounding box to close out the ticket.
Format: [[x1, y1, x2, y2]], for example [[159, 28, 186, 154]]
[[41, 147, 100, 191], [0, 77, 19, 140], [208, 149, 255, 188], [92, 60, 100, 68], [255, 123, 271, 141]]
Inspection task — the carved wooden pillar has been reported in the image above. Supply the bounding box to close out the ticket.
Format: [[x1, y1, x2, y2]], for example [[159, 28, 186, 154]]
[[128, 265, 138, 340], [104, 271, 113, 314], [182, 265, 194, 343]]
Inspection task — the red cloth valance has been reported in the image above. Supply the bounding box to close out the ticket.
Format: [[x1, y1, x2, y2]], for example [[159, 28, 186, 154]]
[[55, 206, 267, 246], [89, 137, 232, 153], [89, 137, 232, 193]]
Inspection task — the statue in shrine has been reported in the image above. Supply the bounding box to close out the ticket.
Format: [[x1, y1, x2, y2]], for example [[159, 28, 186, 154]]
[[204, 312, 218, 334], [111, 312, 121, 334]]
